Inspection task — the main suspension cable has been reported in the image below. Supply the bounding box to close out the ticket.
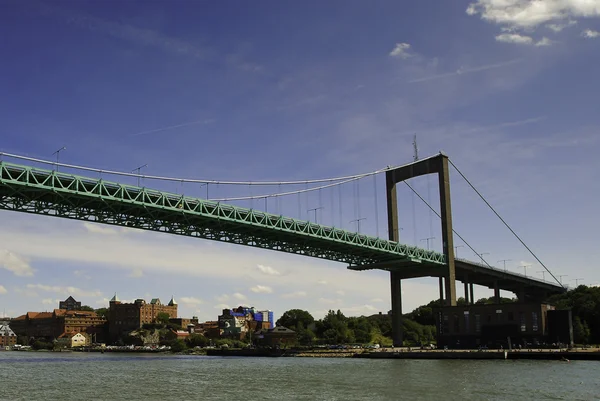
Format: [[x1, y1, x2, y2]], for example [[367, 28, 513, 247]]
[[0, 151, 425, 186], [447, 158, 563, 288]]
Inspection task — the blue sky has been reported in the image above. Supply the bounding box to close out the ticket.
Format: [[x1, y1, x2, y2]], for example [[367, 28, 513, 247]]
[[1, 0, 600, 322]]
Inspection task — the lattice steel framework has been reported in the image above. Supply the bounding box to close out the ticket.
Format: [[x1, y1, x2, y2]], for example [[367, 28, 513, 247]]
[[0, 161, 446, 266]]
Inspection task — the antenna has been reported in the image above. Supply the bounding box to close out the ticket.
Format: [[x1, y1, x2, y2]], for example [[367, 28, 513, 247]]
[[412, 134, 419, 162]]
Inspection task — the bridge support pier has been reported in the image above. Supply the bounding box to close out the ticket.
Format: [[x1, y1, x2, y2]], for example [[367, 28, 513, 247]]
[[391, 271, 403, 347], [439, 277, 444, 305], [469, 283, 474, 305], [494, 281, 500, 303], [464, 280, 469, 304]]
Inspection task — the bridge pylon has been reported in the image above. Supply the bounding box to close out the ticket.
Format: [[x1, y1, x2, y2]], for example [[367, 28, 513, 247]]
[[386, 152, 457, 347]]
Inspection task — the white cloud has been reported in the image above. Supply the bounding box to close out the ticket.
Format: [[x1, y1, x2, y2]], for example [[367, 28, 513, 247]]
[[495, 33, 552, 46], [26, 284, 102, 298], [73, 270, 91, 279], [341, 304, 378, 315], [214, 303, 230, 310], [216, 294, 229, 303], [250, 285, 273, 294], [318, 297, 343, 305], [370, 298, 384, 303], [232, 292, 247, 301], [42, 298, 56, 305], [335, 290, 345, 296], [495, 33, 534, 45], [317, 280, 328, 285], [281, 291, 307, 299], [95, 298, 111, 306], [83, 222, 119, 235], [256, 264, 281, 276], [389, 43, 413, 59], [546, 20, 577, 32], [535, 37, 554, 46], [467, 0, 600, 29], [128, 268, 144, 278], [179, 296, 203, 306], [0, 250, 34, 277], [0, 285, 7, 295], [582, 29, 600, 37]]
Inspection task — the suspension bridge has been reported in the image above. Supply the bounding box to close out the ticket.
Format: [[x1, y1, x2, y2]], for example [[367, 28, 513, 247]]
[[0, 151, 566, 346]]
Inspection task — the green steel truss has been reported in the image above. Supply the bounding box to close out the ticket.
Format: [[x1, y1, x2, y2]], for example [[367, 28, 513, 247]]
[[0, 161, 446, 266]]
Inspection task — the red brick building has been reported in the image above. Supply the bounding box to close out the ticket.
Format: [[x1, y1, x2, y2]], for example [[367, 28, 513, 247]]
[[108, 294, 178, 342], [10, 309, 106, 342]]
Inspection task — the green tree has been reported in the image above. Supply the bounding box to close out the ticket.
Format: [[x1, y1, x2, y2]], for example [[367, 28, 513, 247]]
[[276, 309, 314, 329], [95, 307, 108, 318], [156, 312, 171, 325], [169, 339, 187, 352], [186, 334, 209, 348], [79, 305, 94, 312], [573, 316, 591, 344]]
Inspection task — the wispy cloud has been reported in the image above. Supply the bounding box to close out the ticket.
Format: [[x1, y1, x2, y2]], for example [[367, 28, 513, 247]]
[[130, 119, 214, 137], [179, 296, 203, 306], [256, 264, 281, 276], [232, 292, 247, 301], [496, 33, 534, 45], [128, 268, 144, 278], [0, 285, 7, 295], [464, 116, 547, 133], [37, 2, 211, 60], [546, 20, 577, 32], [0, 250, 34, 277], [281, 291, 307, 299], [250, 285, 273, 294], [318, 297, 342, 305], [582, 29, 600, 38], [409, 58, 522, 83], [26, 284, 102, 298]]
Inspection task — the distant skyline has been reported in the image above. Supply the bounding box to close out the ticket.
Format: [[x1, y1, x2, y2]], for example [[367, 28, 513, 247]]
[[1, 0, 600, 322]]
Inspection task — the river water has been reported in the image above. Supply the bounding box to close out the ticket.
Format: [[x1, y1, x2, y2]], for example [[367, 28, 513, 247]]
[[0, 352, 598, 400]]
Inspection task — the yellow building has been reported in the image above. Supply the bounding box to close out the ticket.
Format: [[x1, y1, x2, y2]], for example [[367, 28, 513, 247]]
[[57, 332, 89, 348]]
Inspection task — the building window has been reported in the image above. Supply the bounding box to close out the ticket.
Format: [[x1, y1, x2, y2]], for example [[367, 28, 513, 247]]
[[532, 312, 539, 332], [508, 311, 514, 321], [519, 312, 526, 332], [475, 314, 481, 333], [442, 314, 449, 334], [453, 314, 460, 333], [464, 311, 470, 333]]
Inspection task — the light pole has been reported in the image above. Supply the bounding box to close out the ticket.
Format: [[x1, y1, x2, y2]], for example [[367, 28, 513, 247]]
[[475, 252, 489, 262], [498, 259, 512, 272], [52, 146, 66, 171], [307, 206, 324, 224], [132, 164, 148, 187], [574, 278, 584, 286], [521, 263, 532, 277], [350, 217, 366, 233], [420, 237, 435, 250], [558, 275, 568, 285], [454, 245, 464, 257], [537, 270, 546, 281]]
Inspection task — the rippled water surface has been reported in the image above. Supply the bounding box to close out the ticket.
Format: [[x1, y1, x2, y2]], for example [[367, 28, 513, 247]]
[[1, 352, 599, 400]]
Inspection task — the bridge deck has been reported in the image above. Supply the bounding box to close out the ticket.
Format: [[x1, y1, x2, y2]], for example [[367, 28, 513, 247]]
[[348, 259, 566, 298], [0, 161, 445, 266]]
